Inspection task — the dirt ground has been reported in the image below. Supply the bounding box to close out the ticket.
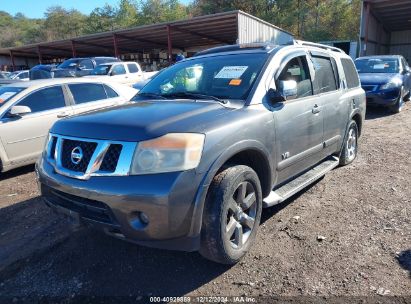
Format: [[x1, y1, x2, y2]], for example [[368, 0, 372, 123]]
[[0, 105, 410, 301]]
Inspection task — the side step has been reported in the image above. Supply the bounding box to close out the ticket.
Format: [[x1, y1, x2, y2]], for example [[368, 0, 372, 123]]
[[263, 156, 340, 208]]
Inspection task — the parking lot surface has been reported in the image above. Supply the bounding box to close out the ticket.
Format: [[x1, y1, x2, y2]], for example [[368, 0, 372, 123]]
[[0, 106, 410, 298]]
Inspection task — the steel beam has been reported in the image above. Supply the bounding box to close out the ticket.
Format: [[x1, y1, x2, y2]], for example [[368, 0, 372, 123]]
[[167, 25, 173, 64], [71, 40, 77, 57], [9, 50, 16, 71], [37, 46, 42, 64]]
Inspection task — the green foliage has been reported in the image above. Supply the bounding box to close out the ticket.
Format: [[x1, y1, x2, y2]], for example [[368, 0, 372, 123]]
[[0, 0, 361, 48]]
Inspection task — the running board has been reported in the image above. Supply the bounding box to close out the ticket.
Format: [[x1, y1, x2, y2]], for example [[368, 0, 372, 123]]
[[263, 156, 340, 208]]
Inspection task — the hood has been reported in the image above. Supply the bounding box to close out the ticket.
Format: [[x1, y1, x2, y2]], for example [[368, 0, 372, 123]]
[[359, 73, 401, 85], [51, 100, 234, 141]]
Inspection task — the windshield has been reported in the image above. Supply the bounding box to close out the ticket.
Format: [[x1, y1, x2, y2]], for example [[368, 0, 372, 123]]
[[91, 65, 112, 75], [355, 58, 399, 74], [0, 87, 26, 106], [0, 73, 8, 79], [58, 59, 81, 69], [135, 53, 269, 102]]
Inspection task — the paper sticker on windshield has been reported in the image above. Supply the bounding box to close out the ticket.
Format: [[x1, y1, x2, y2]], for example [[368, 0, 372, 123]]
[[0, 92, 16, 101], [215, 66, 248, 79], [229, 79, 242, 86], [373, 64, 386, 69]]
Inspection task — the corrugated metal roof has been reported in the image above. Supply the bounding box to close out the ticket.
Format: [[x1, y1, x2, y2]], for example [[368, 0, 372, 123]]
[[0, 10, 292, 60], [367, 0, 411, 31]]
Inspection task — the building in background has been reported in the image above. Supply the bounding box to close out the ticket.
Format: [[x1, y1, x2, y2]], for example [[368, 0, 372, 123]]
[[360, 0, 411, 63]]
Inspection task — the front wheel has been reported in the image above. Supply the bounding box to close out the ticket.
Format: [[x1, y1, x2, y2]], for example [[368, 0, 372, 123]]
[[339, 120, 359, 166], [199, 165, 262, 264], [391, 87, 404, 113]]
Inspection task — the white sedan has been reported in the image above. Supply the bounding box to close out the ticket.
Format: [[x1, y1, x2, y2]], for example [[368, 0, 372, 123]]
[[0, 78, 137, 172]]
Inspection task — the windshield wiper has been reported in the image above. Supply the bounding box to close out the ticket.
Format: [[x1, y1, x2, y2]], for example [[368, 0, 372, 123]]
[[162, 92, 228, 104], [137, 92, 167, 99]]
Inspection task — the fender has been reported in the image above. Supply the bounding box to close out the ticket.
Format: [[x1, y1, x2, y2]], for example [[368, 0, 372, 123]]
[[0, 137, 9, 172], [338, 108, 363, 156], [187, 139, 274, 237]]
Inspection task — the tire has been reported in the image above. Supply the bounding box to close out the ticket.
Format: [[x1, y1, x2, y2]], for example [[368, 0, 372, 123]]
[[404, 89, 410, 102], [199, 165, 262, 264], [390, 87, 404, 113], [339, 120, 359, 166]]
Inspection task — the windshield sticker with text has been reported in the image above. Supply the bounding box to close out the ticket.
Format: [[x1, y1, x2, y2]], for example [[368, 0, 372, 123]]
[[215, 66, 248, 79]]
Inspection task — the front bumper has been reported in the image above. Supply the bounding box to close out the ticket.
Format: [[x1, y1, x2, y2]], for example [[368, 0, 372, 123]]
[[37, 157, 205, 251], [364, 87, 401, 107]]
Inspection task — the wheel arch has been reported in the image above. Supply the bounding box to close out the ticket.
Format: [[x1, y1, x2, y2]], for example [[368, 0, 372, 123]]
[[351, 112, 362, 136], [188, 140, 274, 238]]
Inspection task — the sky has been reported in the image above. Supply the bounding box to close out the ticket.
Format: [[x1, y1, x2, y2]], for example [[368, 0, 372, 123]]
[[1, 0, 191, 19]]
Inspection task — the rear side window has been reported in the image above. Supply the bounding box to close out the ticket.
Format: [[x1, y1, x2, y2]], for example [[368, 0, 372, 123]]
[[68, 83, 107, 104], [103, 84, 119, 98], [341, 58, 360, 89], [18, 86, 66, 113], [127, 63, 139, 73], [311, 55, 338, 94]]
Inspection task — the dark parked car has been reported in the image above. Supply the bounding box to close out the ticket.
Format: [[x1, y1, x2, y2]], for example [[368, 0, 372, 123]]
[[30, 57, 121, 80], [53, 57, 121, 78], [37, 42, 365, 264], [355, 55, 411, 113], [29, 64, 57, 80]]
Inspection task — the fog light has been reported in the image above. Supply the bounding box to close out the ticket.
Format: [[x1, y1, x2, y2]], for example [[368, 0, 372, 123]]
[[130, 211, 149, 230], [139, 212, 149, 225]]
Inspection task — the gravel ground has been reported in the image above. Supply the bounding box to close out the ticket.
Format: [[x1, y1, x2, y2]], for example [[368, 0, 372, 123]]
[[0, 105, 410, 301]]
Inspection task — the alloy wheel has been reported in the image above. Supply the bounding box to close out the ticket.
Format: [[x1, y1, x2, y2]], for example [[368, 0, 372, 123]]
[[225, 181, 257, 249]]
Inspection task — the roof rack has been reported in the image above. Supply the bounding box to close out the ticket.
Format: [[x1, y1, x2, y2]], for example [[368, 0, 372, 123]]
[[194, 43, 277, 57], [294, 40, 344, 53]]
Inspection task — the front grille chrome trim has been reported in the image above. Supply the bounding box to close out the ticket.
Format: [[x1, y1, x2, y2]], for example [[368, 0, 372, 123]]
[[46, 133, 137, 180]]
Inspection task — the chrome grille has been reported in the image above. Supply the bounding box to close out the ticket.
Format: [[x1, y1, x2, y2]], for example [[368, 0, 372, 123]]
[[46, 133, 137, 180], [61, 139, 98, 173]]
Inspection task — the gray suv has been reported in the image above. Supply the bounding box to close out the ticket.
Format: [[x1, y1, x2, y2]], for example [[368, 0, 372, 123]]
[[37, 41, 365, 264]]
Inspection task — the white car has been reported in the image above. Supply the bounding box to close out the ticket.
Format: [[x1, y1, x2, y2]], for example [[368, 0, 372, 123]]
[[86, 62, 150, 86], [0, 78, 137, 172], [9, 70, 30, 81]]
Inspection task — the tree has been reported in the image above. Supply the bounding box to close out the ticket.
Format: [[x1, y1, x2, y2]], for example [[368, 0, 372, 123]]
[[86, 4, 118, 33], [116, 0, 140, 28]]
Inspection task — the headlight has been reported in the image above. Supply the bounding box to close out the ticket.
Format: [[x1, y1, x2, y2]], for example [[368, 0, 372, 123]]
[[380, 79, 401, 90], [130, 133, 205, 174]]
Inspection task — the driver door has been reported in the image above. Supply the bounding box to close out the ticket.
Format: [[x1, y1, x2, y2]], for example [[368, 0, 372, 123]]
[[271, 53, 325, 183], [0, 85, 71, 165]]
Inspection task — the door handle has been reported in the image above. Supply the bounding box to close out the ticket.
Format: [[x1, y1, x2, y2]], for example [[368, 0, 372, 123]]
[[57, 112, 69, 118], [312, 104, 320, 114]]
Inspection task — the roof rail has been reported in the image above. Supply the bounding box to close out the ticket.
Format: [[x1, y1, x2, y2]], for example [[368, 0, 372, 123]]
[[294, 40, 344, 53]]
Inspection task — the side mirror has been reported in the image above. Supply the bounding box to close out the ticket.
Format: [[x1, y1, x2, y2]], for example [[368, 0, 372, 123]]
[[8, 105, 31, 117], [267, 88, 286, 104], [279, 80, 298, 99], [267, 80, 298, 104]]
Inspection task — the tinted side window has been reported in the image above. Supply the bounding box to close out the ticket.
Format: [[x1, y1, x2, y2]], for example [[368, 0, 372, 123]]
[[18, 86, 66, 113], [277, 56, 313, 99], [68, 83, 107, 104], [127, 63, 139, 73], [341, 58, 360, 89], [112, 65, 126, 75], [79, 59, 94, 70], [312, 55, 337, 93], [104, 84, 119, 98]]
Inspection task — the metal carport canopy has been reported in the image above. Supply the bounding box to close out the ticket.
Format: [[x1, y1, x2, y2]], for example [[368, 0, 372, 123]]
[[365, 0, 411, 31], [0, 10, 290, 65]]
